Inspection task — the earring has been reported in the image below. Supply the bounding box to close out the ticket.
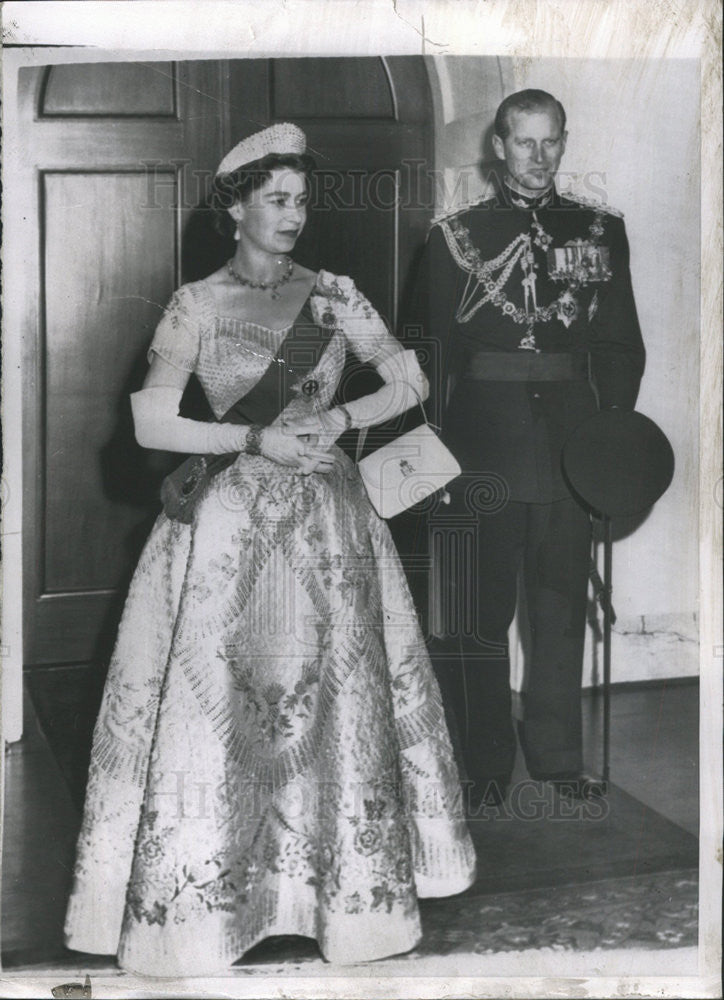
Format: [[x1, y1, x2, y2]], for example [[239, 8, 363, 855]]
[[234, 223, 241, 241]]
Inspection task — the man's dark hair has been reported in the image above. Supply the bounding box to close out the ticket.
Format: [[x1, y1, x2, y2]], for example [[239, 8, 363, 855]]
[[494, 89, 567, 140]]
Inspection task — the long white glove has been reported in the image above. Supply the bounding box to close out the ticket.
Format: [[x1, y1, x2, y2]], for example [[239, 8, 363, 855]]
[[341, 349, 429, 428], [130, 386, 250, 454], [291, 349, 429, 449]]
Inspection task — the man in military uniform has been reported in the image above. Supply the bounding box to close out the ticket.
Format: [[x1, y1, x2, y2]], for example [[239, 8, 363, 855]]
[[406, 89, 645, 808]]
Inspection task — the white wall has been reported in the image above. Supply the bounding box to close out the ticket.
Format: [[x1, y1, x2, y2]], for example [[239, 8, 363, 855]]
[[427, 55, 700, 684]]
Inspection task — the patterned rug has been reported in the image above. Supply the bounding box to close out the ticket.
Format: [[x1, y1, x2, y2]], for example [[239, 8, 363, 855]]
[[414, 869, 698, 956], [237, 870, 697, 967]]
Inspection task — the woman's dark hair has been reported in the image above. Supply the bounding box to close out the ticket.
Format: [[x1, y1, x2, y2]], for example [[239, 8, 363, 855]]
[[210, 151, 316, 239]]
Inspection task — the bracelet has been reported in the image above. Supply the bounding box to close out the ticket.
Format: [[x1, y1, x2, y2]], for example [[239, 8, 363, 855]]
[[244, 424, 265, 456]]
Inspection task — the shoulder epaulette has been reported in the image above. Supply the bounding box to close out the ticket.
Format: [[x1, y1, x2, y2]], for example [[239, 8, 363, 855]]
[[564, 193, 624, 218], [429, 195, 490, 228]]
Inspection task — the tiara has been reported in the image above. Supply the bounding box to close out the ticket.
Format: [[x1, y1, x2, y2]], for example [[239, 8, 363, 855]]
[[215, 123, 307, 177]]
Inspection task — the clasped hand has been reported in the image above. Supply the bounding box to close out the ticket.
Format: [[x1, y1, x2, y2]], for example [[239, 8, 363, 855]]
[[260, 413, 345, 475]]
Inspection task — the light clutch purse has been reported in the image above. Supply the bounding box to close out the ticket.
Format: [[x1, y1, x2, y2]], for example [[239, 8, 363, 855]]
[[356, 391, 461, 519]]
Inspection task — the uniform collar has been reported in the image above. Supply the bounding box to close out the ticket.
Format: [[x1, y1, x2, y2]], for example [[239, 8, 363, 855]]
[[504, 180, 557, 211]]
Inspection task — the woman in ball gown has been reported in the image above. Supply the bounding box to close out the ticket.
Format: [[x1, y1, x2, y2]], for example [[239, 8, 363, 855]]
[[64, 123, 476, 977]]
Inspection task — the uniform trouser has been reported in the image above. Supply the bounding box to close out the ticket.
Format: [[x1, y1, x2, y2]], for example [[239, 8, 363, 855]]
[[419, 490, 592, 788]]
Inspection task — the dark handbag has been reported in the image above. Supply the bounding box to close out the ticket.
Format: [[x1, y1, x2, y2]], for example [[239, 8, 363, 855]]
[[160, 452, 237, 523]]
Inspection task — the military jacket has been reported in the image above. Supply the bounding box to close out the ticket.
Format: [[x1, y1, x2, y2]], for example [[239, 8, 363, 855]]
[[406, 186, 646, 503]]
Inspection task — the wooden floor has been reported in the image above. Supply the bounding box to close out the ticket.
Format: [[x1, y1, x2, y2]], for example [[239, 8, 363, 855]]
[[580, 680, 699, 838], [1, 677, 699, 970]]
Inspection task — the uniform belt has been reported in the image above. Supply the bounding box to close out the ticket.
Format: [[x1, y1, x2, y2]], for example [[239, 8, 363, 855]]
[[463, 352, 590, 381]]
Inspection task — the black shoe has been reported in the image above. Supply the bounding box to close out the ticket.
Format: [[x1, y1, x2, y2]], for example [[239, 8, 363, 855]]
[[532, 771, 607, 800]]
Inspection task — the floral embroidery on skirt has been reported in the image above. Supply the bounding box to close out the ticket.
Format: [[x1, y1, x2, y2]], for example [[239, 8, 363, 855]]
[[64, 451, 476, 976]]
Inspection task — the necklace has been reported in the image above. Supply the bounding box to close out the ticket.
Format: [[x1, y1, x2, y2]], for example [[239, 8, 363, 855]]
[[227, 256, 294, 299]]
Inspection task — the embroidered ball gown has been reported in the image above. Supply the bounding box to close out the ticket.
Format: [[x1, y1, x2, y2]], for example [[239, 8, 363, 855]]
[[64, 270, 476, 977]]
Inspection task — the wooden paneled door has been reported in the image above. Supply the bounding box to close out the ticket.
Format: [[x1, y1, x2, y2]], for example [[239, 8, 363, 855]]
[[20, 57, 433, 668]]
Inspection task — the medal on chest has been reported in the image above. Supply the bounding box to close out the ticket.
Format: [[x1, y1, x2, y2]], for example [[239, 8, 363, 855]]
[[547, 240, 612, 284], [442, 207, 611, 349]]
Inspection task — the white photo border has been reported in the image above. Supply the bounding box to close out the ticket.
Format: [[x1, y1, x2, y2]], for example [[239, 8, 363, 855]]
[[1, 2, 721, 998]]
